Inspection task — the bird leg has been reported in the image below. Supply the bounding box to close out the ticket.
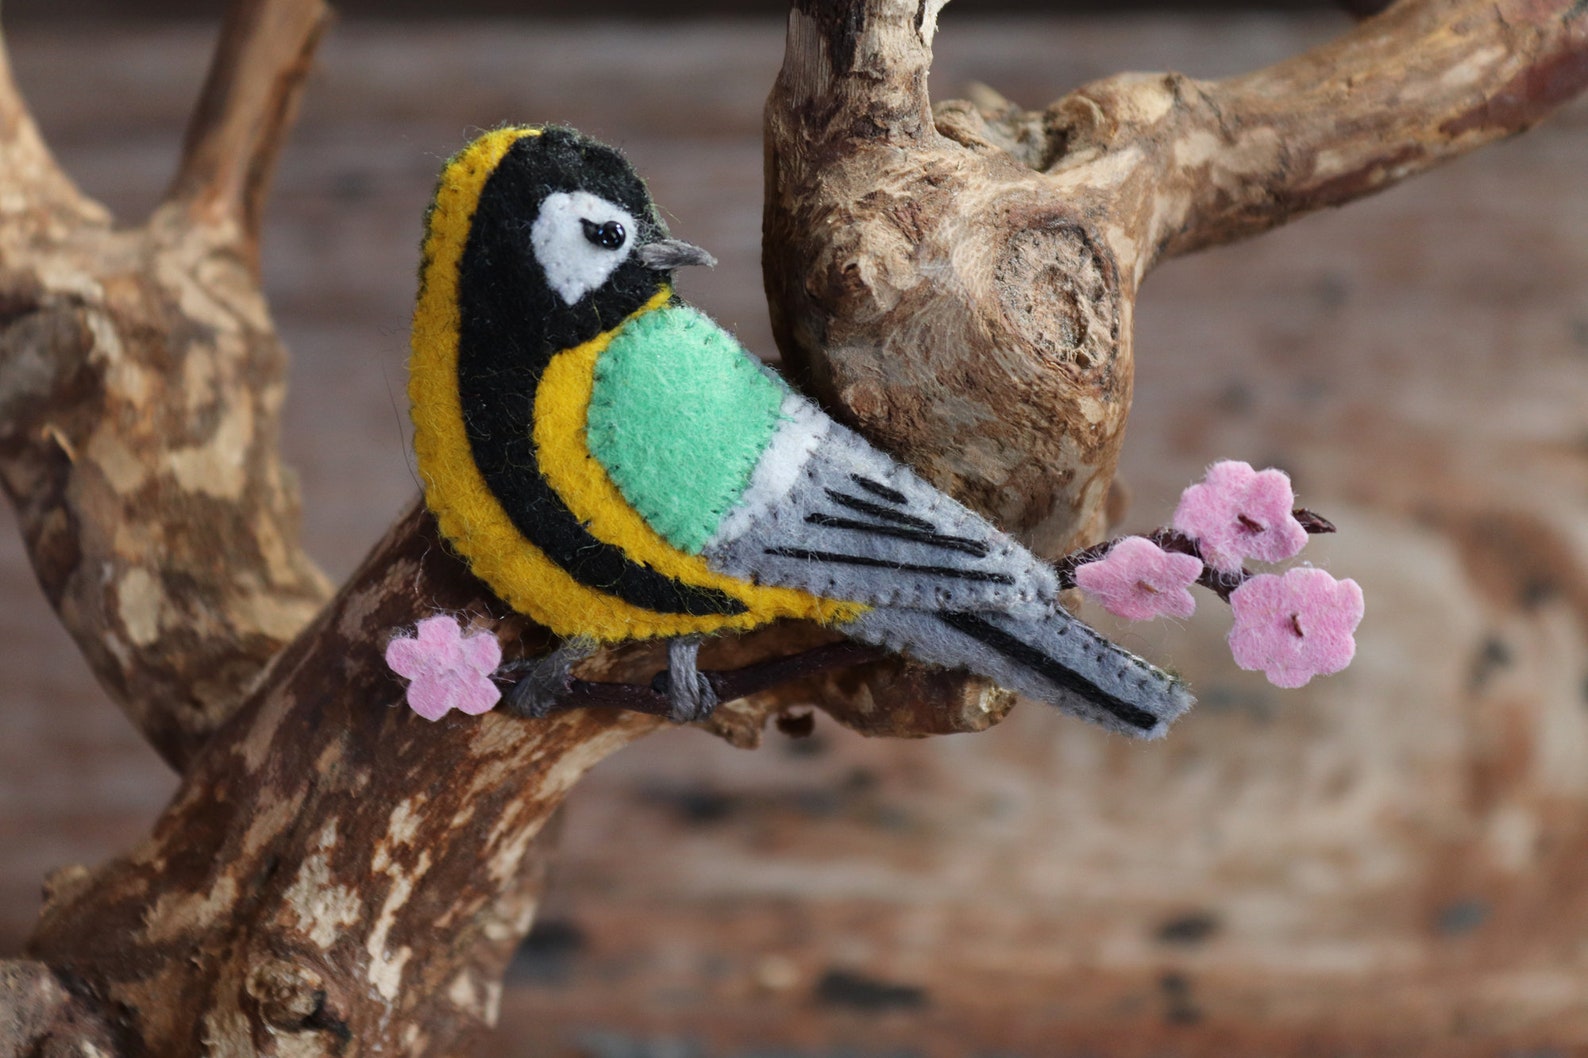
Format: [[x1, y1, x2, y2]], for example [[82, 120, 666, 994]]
[[657, 635, 719, 724], [501, 636, 599, 717]]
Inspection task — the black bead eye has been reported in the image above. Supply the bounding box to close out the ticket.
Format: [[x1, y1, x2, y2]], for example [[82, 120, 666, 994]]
[[580, 219, 626, 250]]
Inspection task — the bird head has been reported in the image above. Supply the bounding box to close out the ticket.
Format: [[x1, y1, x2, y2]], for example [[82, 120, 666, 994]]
[[436, 125, 715, 355]]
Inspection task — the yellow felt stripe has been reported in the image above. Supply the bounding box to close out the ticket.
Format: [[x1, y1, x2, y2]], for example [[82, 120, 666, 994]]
[[533, 314, 864, 638], [410, 130, 651, 639], [411, 128, 549, 622]]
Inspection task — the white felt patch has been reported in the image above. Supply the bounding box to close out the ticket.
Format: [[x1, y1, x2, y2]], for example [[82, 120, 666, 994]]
[[708, 393, 829, 547], [530, 191, 638, 305]]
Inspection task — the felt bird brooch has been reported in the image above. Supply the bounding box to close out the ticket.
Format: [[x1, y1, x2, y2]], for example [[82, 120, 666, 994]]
[[407, 125, 1194, 738]]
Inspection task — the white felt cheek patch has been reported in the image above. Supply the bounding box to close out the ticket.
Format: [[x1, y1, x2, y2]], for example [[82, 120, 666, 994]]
[[530, 191, 638, 305]]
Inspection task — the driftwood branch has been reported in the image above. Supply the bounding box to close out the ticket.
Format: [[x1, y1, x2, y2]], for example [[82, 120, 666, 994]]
[[1139, 0, 1588, 262], [167, 0, 333, 267], [0, 0, 334, 773], [0, 0, 1584, 1053]]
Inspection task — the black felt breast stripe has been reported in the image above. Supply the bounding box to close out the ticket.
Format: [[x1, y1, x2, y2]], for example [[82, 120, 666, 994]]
[[935, 612, 1159, 731], [455, 130, 747, 619]]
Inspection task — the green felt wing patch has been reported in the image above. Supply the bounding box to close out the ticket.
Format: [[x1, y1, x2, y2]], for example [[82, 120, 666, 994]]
[[587, 306, 786, 554]]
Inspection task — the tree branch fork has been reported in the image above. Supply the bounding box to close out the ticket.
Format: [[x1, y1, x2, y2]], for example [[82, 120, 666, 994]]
[[0, 0, 1584, 1053]]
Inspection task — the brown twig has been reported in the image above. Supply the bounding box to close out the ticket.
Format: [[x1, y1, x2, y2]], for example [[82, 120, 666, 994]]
[[766, 0, 1583, 726], [1054, 509, 1337, 603], [544, 640, 889, 717]]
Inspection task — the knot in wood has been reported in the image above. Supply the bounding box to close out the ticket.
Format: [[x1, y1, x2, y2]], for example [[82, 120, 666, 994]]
[[245, 958, 329, 1031], [995, 223, 1120, 386], [0, 304, 98, 446]]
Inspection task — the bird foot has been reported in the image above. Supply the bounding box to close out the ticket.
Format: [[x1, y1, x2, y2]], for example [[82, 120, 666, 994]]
[[503, 636, 719, 723], [658, 636, 719, 724], [502, 637, 598, 718]]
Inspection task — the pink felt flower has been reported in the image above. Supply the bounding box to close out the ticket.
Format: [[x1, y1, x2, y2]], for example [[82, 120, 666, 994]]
[[1074, 535, 1203, 622], [385, 615, 503, 721], [1174, 460, 1309, 573], [1228, 568, 1364, 689]]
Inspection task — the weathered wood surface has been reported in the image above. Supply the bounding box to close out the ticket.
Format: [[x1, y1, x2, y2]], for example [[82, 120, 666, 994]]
[[1, 12, 1586, 1056]]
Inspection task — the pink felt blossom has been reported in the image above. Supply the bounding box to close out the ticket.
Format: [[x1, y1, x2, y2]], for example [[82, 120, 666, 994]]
[[385, 615, 503, 721], [1173, 460, 1309, 573], [1228, 567, 1364, 689], [1074, 535, 1203, 622]]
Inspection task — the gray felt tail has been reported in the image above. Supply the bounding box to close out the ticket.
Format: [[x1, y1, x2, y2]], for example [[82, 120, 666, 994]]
[[839, 606, 1194, 739]]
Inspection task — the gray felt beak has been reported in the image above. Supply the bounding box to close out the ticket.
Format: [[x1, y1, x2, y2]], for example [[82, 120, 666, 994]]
[[637, 238, 717, 270]]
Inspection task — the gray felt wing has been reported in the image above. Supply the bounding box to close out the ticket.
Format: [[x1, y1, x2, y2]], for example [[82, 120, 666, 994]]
[[839, 605, 1193, 739], [702, 393, 1195, 741], [701, 394, 1059, 615]]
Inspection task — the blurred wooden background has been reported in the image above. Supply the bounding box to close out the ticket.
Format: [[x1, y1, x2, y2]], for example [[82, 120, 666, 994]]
[[0, 1, 1376, 21], [2, 10, 1586, 1057]]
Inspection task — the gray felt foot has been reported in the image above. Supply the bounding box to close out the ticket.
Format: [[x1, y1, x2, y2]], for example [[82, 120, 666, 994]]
[[661, 636, 719, 724], [503, 637, 598, 718]]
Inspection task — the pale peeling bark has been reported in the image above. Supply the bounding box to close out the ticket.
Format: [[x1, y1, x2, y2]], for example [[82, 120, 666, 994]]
[[1, 0, 1586, 1054]]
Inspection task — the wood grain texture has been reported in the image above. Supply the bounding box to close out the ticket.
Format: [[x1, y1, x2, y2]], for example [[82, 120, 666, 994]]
[[0, 5, 1586, 1056]]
